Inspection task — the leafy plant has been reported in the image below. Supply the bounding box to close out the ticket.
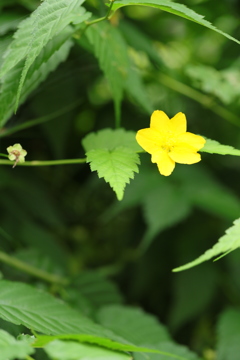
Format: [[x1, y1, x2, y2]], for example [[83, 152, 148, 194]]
[[0, 0, 240, 359]]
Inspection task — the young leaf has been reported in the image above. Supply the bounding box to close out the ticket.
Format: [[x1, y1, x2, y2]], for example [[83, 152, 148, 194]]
[[86, 147, 140, 201], [0, 0, 88, 109], [200, 138, 240, 156], [85, 22, 129, 126], [217, 308, 240, 360], [96, 305, 170, 346], [111, 0, 240, 45], [44, 340, 131, 360], [0, 329, 34, 360], [0, 28, 73, 126], [173, 218, 240, 272]]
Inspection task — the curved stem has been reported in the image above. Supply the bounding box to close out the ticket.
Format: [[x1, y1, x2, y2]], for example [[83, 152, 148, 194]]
[[0, 158, 86, 167], [0, 251, 69, 286]]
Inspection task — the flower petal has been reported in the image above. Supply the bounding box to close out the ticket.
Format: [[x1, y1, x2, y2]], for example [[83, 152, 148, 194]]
[[169, 146, 201, 164], [177, 132, 206, 150], [136, 128, 164, 154], [170, 112, 186, 134], [151, 150, 175, 176], [150, 110, 170, 130]]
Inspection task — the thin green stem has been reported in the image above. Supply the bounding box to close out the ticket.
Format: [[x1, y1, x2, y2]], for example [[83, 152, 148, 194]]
[[0, 251, 69, 286], [86, 0, 115, 26], [0, 158, 86, 167], [0, 153, 8, 158], [0, 100, 81, 138], [158, 73, 240, 128]]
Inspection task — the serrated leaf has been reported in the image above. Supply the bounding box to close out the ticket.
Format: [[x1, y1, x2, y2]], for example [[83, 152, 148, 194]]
[[44, 340, 131, 360], [85, 21, 129, 126], [0, 280, 167, 356], [97, 305, 170, 346], [111, 0, 240, 45], [134, 342, 201, 360], [0, 0, 88, 110], [200, 138, 240, 156], [73, 271, 123, 309], [141, 182, 191, 252], [0, 27, 73, 126], [82, 128, 141, 153], [217, 308, 240, 360], [86, 147, 140, 201], [34, 334, 172, 356], [173, 218, 240, 272], [0, 329, 34, 360]]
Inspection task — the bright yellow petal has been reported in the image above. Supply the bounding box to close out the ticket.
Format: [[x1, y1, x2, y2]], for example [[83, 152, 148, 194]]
[[177, 132, 206, 151], [151, 150, 175, 176], [170, 112, 186, 134], [169, 146, 201, 164], [150, 110, 170, 130], [136, 128, 164, 154]]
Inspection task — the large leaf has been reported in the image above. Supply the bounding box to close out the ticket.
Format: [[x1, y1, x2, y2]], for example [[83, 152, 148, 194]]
[[200, 138, 240, 156], [96, 305, 170, 346], [44, 340, 131, 360], [217, 308, 240, 360], [111, 0, 240, 45], [0, 280, 167, 356], [0, 0, 88, 108], [85, 21, 129, 126], [84, 21, 153, 125], [0, 329, 34, 360], [0, 27, 73, 126], [86, 147, 140, 201], [173, 218, 240, 272]]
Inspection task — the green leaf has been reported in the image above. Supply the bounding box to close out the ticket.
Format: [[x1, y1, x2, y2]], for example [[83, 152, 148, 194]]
[[96, 305, 170, 346], [0, 329, 34, 360], [0, 27, 73, 126], [141, 182, 191, 252], [85, 22, 129, 126], [82, 128, 141, 153], [72, 270, 123, 309], [200, 138, 240, 156], [173, 218, 240, 272], [34, 334, 173, 356], [0, 280, 167, 356], [44, 340, 131, 360], [134, 342, 201, 360], [111, 0, 240, 45], [0, 0, 88, 109], [86, 147, 140, 201], [82, 129, 141, 200], [217, 308, 240, 360], [185, 64, 240, 104]]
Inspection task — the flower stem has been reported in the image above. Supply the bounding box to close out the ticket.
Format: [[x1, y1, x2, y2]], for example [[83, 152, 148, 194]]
[[0, 251, 69, 286], [0, 153, 8, 158], [0, 158, 86, 166]]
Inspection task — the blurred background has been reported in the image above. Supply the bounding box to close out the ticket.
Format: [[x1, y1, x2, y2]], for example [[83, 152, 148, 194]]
[[0, 0, 240, 357]]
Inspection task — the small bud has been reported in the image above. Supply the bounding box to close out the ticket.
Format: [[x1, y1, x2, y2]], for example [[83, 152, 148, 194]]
[[7, 143, 27, 168]]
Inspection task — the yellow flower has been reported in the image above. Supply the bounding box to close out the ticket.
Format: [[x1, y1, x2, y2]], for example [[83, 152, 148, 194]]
[[136, 110, 206, 176]]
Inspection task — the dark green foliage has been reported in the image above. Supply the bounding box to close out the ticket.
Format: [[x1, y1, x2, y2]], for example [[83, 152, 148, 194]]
[[0, 0, 240, 359]]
